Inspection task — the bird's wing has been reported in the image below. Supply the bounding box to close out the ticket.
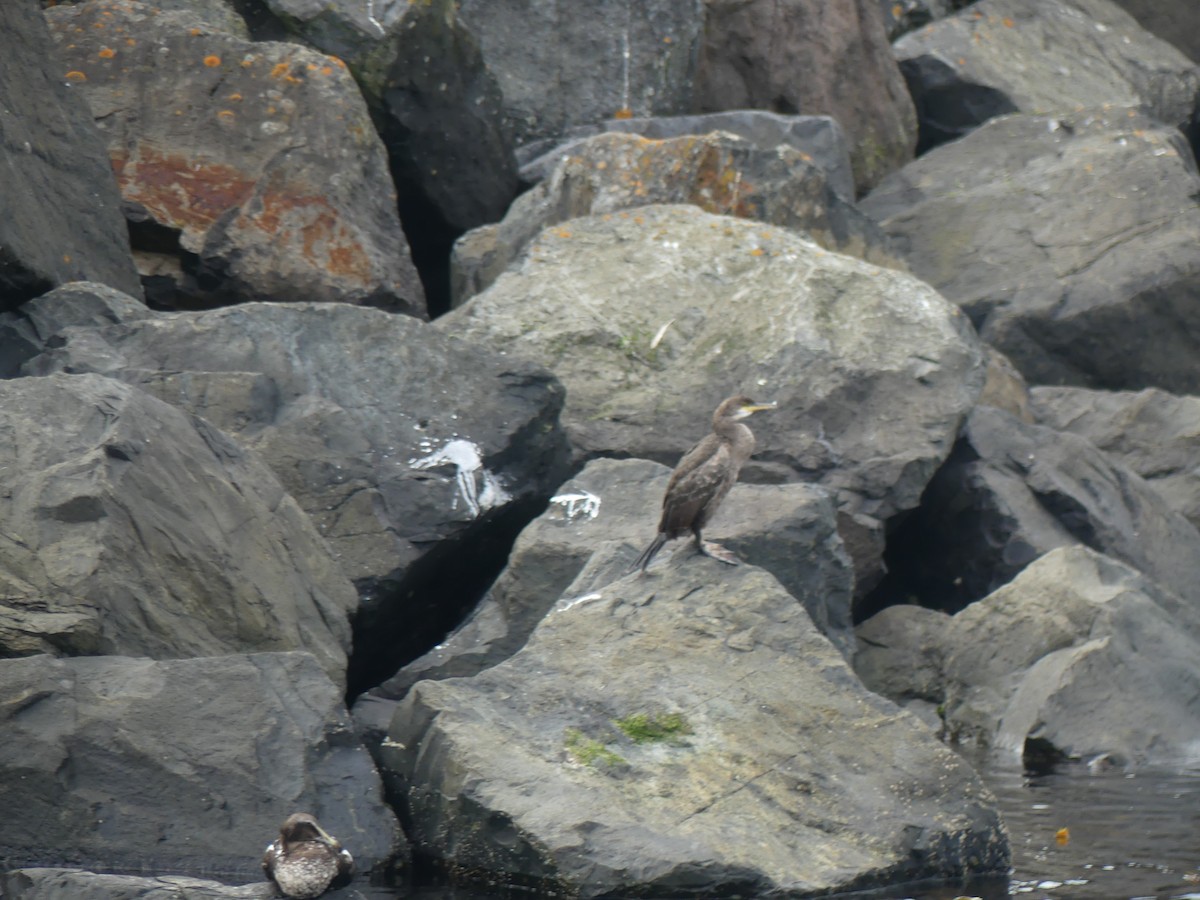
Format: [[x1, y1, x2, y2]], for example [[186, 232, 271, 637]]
[[261, 841, 279, 879], [660, 438, 733, 534]]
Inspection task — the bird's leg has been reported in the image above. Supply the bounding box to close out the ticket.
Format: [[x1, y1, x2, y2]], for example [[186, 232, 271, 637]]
[[693, 529, 740, 565]]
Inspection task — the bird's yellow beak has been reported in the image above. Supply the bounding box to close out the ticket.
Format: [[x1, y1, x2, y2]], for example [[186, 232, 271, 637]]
[[742, 401, 777, 414]]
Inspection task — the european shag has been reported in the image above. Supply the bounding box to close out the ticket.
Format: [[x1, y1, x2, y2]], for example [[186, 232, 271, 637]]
[[633, 395, 776, 572], [262, 813, 354, 899]]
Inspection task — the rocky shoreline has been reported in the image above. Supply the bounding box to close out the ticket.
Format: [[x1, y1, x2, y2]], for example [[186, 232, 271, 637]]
[[2, 0, 1199, 897]]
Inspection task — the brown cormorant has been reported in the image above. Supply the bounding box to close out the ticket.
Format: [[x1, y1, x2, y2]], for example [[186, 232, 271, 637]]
[[262, 813, 354, 899], [633, 395, 776, 572]]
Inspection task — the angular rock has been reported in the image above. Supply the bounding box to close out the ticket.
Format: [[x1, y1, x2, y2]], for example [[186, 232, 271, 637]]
[[977, 346, 1034, 423], [855, 603, 950, 707], [24, 302, 570, 685], [0, 373, 356, 685], [1111, 0, 1200, 65], [356, 458, 854, 732], [862, 110, 1200, 393], [456, 0, 705, 146], [0, 652, 401, 877], [0, 282, 151, 379], [941, 546, 1200, 767], [439, 204, 984, 522], [517, 111, 857, 201], [45, 0, 424, 315], [259, 0, 517, 234], [1, 869, 274, 899], [0, 1, 141, 307], [379, 555, 1008, 896], [450, 130, 902, 306], [695, 0, 918, 192], [878, 0, 962, 41], [1030, 385, 1200, 529], [893, 0, 1200, 150], [879, 405, 1200, 614]]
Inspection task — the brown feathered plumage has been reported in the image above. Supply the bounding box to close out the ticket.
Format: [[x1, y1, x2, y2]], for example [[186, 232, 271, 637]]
[[633, 395, 775, 572], [262, 813, 354, 899]]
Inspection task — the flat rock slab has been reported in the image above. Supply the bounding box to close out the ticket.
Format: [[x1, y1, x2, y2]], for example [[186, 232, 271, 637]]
[[894, 0, 1200, 148], [1, 869, 277, 899], [440, 203, 984, 521], [381, 556, 1008, 896], [0, 2, 140, 305], [862, 109, 1200, 393], [451, 130, 900, 305], [45, 0, 424, 314], [0, 373, 355, 686], [0, 652, 401, 878], [517, 112, 856, 202]]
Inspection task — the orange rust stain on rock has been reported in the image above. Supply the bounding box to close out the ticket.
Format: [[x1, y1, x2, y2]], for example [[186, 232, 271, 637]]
[[112, 146, 255, 233]]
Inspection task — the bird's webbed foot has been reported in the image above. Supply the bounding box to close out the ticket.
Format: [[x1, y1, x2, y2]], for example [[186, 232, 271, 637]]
[[695, 538, 741, 565]]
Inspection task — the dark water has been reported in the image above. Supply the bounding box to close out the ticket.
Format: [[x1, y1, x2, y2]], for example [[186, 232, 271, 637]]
[[355, 760, 1200, 900]]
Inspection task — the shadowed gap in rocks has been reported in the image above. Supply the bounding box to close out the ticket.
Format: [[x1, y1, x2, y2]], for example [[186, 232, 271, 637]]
[[345, 494, 549, 699]]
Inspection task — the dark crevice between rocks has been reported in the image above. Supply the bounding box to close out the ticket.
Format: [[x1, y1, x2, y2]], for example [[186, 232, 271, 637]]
[[0, 250, 54, 313], [395, 184, 460, 319], [855, 440, 1002, 623], [898, 56, 1019, 156], [345, 494, 549, 701], [126, 219, 237, 311]]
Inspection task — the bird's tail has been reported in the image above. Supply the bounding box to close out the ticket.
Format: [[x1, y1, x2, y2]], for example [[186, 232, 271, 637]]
[[631, 533, 668, 573]]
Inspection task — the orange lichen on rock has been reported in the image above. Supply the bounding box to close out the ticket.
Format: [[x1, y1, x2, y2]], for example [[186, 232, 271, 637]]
[[253, 192, 373, 281], [98, 47, 115, 58], [112, 145, 255, 232], [613, 107, 633, 120], [65, 70, 88, 82], [203, 54, 221, 67]]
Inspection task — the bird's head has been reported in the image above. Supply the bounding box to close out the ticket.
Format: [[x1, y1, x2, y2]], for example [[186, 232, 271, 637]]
[[278, 813, 339, 850], [720, 395, 777, 420]]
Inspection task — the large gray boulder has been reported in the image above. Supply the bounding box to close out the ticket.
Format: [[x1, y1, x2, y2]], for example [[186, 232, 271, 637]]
[[451, 130, 901, 306], [439, 204, 984, 524], [44, 0, 424, 315], [0, 652, 402, 877], [257, 0, 518, 234], [694, 0, 918, 192], [861, 546, 1200, 768], [0, 1, 140, 306], [0, 373, 356, 685], [378, 554, 1008, 896], [456, 0, 705, 147], [880, 405, 1200, 614], [24, 301, 570, 683], [862, 109, 1200, 393], [893, 0, 1200, 149], [356, 458, 854, 734]]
